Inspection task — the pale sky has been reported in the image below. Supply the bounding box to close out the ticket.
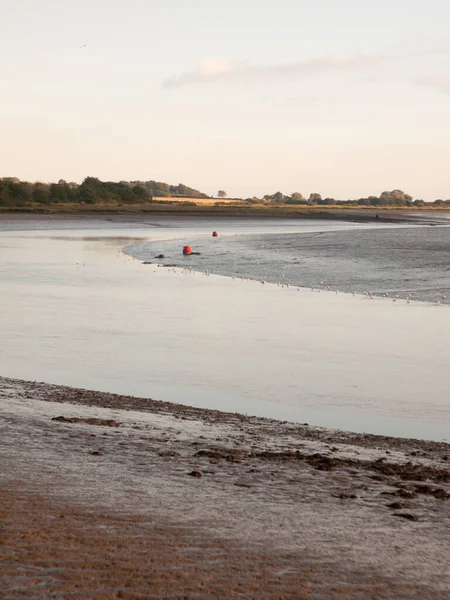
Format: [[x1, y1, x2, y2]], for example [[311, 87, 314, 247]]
[[2, 0, 450, 200]]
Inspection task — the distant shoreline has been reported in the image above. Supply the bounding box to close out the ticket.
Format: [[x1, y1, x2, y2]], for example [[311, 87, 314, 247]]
[[0, 205, 448, 225]]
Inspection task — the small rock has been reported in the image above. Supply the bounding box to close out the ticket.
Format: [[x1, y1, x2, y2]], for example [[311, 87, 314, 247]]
[[415, 484, 432, 495], [396, 488, 416, 499], [393, 513, 419, 521], [159, 450, 180, 458], [226, 454, 241, 463], [188, 470, 203, 478], [433, 488, 448, 500], [387, 501, 409, 510]]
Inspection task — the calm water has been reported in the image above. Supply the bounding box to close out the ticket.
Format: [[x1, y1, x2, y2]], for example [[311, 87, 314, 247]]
[[1, 215, 449, 441]]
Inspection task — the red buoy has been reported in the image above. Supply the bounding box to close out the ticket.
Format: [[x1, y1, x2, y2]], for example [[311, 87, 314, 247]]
[[212, 231, 219, 237], [183, 245, 192, 255]]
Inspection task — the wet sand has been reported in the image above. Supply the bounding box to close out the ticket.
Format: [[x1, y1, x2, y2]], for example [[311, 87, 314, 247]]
[[1, 377, 449, 599]]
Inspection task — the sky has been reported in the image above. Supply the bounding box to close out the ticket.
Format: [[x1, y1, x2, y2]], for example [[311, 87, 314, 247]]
[[1, 0, 450, 200]]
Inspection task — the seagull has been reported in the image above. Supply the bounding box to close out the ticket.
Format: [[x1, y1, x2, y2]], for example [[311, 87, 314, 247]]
[[79, 44, 86, 50]]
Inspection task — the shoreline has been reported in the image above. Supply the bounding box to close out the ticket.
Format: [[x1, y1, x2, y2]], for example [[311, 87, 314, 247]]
[[1, 376, 449, 598], [0, 207, 449, 226], [4, 376, 449, 451]]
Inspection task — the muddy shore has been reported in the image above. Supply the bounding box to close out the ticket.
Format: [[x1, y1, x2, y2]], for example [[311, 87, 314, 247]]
[[0, 208, 447, 228], [1, 376, 449, 599]]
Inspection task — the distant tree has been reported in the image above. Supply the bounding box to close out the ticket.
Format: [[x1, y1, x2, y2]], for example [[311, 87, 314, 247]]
[[79, 178, 100, 204], [10, 181, 32, 204], [379, 189, 413, 206], [83, 176, 102, 188], [285, 192, 307, 205], [50, 183, 68, 203], [291, 192, 304, 202], [145, 181, 170, 197], [169, 183, 207, 198], [32, 183, 51, 205], [308, 193, 322, 204], [269, 191, 284, 203], [0, 180, 32, 206], [132, 185, 150, 201], [217, 190, 227, 198]]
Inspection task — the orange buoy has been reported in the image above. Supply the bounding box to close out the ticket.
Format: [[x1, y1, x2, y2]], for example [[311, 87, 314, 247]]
[[183, 245, 192, 255], [212, 231, 219, 237]]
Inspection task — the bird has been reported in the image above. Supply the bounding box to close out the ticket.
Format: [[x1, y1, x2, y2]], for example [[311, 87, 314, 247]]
[[79, 44, 86, 49]]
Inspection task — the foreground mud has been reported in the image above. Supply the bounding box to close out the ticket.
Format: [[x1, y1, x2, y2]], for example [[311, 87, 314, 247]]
[[1, 376, 449, 599]]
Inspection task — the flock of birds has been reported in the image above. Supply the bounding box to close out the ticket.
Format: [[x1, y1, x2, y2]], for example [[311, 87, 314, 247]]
[[154, 264, 447, 306]]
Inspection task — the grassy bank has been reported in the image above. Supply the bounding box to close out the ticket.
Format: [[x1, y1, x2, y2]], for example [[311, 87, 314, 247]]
[[1, 201, 449, 219]]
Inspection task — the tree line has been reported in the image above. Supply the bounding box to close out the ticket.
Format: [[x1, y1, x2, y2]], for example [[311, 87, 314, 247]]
[[252, 189, 450, 208], [1, 177, 449, 209], [0, 177, 208, 207]]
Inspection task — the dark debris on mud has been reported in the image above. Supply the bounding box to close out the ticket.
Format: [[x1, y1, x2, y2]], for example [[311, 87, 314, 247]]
[[3, 375, 449, 456], [51, 416, 121, 427]]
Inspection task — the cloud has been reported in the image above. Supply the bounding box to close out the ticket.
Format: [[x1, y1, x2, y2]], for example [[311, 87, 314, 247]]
[[163, 54, 386, 89], [163, 59, 232, 88], [414, 75, 450, 95]]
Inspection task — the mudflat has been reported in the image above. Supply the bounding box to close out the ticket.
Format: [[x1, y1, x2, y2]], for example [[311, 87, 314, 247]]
[[1, 376, 449, 599]]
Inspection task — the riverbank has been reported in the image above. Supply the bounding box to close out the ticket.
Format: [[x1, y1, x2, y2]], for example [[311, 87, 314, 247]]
[[1, 204, 449, 224], [1, 376, 449, 599]]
